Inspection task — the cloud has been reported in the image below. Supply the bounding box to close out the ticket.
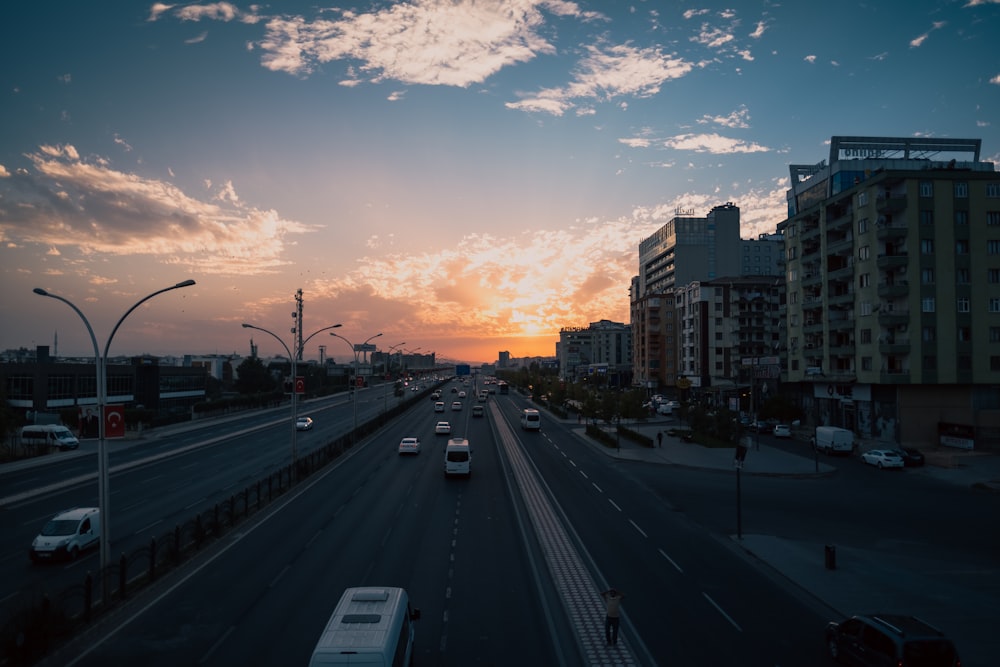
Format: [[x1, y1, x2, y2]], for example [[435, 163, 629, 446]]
[[910, 21, 946, 48], [250, 1, 585, 84], [697, 106, 751, 129], [0, 145, 316, 276], [749, 21, 767, 39], [990, 74, 1000, 85], [804, 54, 817, 64], [185, 31, 209, 44], [507, 42, 693, 116]]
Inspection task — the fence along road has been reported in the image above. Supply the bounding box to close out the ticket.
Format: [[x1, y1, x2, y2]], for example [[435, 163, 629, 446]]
[[490, 401, 652, 666]]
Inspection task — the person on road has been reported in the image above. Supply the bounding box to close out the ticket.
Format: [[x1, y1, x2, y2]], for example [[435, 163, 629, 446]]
[[600, 587, 625, 646], [657, 431, 663, 448]]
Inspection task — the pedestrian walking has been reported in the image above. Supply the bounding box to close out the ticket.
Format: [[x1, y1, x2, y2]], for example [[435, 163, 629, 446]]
[[600, 587, 625, 646], [657, 431, 663, 448]]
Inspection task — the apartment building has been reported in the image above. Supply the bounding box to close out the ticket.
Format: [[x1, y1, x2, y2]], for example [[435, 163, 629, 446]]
[[558, 320, 632, 385], [778, 136, 1000, 449], [632, 203, 742, 392]]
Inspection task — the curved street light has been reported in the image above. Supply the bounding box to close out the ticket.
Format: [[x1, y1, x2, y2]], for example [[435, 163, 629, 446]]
[[241, 322, 341, 477], [33, 279, 196, 585], [384, 342, 406, 414], [330, 331, 382, 436]]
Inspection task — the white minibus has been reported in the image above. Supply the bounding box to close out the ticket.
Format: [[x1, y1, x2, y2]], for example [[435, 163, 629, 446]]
[[308, 587, 420, 666]]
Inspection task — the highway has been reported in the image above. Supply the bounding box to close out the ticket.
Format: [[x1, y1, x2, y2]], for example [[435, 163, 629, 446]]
[[9, 378, 996, 664]]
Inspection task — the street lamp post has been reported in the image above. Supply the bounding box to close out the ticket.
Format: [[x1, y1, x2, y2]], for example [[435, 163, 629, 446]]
[[242, 322, 341, 477], [385, 342, 406, 415], [33, 279, 196, 586], [330, 332, 382, 436]]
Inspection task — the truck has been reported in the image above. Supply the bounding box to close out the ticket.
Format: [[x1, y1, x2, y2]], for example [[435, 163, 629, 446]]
[[812, 426, 855, 455]]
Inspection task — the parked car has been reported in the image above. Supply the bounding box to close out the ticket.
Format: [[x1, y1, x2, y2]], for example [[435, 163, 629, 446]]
[[435, 421, 452, 435], [825, 613, 959, 666], [773, 424, 792, 438], [861, 448, 905, 469], [296, 417, 314, 431], [397, 437, 421, 455], [891, 447, 925, 467]]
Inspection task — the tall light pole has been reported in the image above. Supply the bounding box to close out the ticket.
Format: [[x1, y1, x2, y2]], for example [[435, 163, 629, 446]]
[[33, 279, 196, 584], [385, 342, 406, 414], [402, 347, 422, 385], [330, 331, 382, 435], [242, 321, 341, 476]]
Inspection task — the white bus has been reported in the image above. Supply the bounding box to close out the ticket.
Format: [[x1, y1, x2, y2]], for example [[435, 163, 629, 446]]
[[308, 587, 420, 666]]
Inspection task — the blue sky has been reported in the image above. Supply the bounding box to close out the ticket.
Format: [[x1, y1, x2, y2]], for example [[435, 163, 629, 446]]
[[1, 0, 998, 364]]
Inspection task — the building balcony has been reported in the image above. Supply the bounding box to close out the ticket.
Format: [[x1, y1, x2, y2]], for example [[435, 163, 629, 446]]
[[877, 281, 909, 298], [876, 194, 908, 214], [826, 236, 854, 255], [876, 223, 908, 241], [801, 223, 821, 242], [803, 320, 824, 334], [878, 310, 910, 326], [879, 340, 911, 354], [829, 344, 855, 356], [876, 253, 908, 269], [828, 291, 855, 307], [802, 271, 822, 287], [880, 370, 910, 384], [828, 264, 854, 281]]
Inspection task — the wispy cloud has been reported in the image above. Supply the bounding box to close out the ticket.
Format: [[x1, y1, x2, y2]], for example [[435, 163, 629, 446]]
[[910, 21, 946, 48], [697, 106, 751, 129], [0, 145, 315, 275]]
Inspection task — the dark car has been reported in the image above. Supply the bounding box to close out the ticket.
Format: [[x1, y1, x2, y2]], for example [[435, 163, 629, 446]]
[[825, 614, 959, 666], [891, 447, 925, 467]]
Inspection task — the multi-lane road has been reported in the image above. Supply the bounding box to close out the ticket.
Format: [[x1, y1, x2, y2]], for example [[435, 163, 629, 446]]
[[6, 380, 997, 665]]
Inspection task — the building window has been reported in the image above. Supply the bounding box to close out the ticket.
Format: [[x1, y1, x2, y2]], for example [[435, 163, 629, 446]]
[[790, 291, 798, 304], [860, 301, 873, 316], [858, 192, 868, 206], [990, 269, 1000, 284], [786, 246, 797, 260], [988, 212, 1000, 226], [991, 297, 1000, 313], [858, 218, 869, 234], [954, 182, 968, 198], [921, 239, 934, 254], [921, 268, 935, 284], [957, 298, 970, 313], [956, 240, 969, 255], [920, 181, 933, 197], [922, 297, 936, 313], [955, 210, 968, 226], [859, 273, 870, 288], [991, 327, 1000, 343], [861, 357, 873, 371], [958, 326, 971, 342], [860, 329, 872, 344], [988, 182, 1000, 198], [919, 210, 934, 225], [923, 326, 936, 342], [957, 268, 970, 284], [992, 357, 1000, 372], [989, 240, 1000, 255], [859, 245, 870, 260], [923, 355, 937, 370]]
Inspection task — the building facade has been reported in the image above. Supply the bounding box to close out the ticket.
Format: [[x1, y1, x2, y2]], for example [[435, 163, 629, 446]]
[[558, 320, 632, 385], [778, 136, 1000, 449]]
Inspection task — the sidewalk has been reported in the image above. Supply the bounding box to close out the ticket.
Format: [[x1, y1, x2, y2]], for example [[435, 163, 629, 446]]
[[571, 415, 1000, 667]]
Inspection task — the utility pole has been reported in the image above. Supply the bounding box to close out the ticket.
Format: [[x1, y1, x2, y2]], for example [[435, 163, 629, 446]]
[[294, 288, 304, 361]]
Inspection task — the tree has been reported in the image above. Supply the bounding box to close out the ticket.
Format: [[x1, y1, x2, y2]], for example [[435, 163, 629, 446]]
[[234, 357, 276, 395]]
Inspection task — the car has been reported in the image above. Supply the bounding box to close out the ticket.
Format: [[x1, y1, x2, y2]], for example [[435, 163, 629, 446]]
[[434, 401, 445, 413], [471, 405, 485, 418], [891, 447, 925, 467], [861, 449, 905, 469], [397, 437, 421, 455], [458, 390, 467, 398], [773, 424, 792, 438], [296, 417, 314, 431], [825, 613, 959, 666], [30, 507, 100, 562], [435, 421, 452, 435], [750, 420, 771, 434], [451, 401, 462, 411]]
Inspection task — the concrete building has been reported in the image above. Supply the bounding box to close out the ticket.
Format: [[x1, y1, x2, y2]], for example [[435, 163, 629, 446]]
[[631, 203, 743, 393], [778, 135, 1000, 449], [559, 320, 632, 385]]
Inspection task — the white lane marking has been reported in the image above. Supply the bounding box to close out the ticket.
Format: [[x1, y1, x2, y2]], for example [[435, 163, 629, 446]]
[[629, 519, 647, 538], [608, 498, 622, 512], [658, 548, 684, 573], [592, 482, 603, 493], [703, 592, 742, 631]]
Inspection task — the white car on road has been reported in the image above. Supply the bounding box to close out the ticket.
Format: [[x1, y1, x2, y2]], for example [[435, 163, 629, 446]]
[[861, 449, 905, 469]]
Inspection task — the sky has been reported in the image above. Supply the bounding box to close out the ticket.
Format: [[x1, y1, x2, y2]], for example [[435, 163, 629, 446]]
[[1, 1, 999, 365]]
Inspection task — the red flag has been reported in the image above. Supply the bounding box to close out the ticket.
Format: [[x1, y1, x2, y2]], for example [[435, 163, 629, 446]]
[[104, 405, 126, 438]]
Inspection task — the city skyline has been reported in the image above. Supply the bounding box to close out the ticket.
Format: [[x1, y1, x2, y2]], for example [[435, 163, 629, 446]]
[[2, 1, 999, 364]]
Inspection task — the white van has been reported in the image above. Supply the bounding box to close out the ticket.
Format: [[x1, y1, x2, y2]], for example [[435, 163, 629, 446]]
[[520, 408, 541, 431], [30, 507, 100, 562], [444, 438, 472, 477], [812, 426, 855, 455], [308, 587, 420, 667], [21, 425, 80, 451]]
